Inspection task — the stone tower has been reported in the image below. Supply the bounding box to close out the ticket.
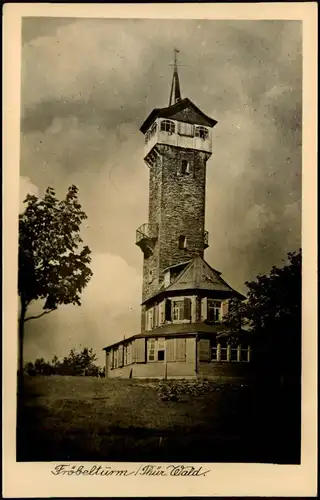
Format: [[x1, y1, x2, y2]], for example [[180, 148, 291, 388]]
[[136, 50, 218, 330]]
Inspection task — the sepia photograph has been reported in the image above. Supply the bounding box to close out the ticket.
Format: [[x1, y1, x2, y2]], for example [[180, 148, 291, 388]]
[[2, 3, 317, 498]]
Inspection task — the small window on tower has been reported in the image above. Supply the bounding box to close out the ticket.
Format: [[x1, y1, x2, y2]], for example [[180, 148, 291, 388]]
[[180, 160, 190, 175], [178, 235, 187, 249], [148, 270, 153, 284], [160, 120, 175, 134], [195, 126, 209, 140]]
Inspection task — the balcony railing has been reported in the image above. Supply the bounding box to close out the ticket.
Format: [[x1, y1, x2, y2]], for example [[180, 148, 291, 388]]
[[204, 230, 209, 249], [136, 223, 158, 256]]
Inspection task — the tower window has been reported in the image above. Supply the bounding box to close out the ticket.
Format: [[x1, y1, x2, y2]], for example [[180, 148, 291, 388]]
[[180, 160, 190, 175], [178, 235, 187, 249], [148, 270, 153, 284], [195, 126, 209, 140], [160, 120, 175, 134]]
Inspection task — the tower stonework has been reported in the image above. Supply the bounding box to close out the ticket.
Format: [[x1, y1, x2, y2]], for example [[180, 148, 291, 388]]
[[142, 146, 211, 301]]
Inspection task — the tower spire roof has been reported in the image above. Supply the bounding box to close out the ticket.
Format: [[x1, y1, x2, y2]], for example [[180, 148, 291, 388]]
[[169, 48, 182, 106]]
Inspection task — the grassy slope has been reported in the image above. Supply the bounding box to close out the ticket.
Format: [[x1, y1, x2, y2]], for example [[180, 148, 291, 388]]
[[17, 376, 300, 463]]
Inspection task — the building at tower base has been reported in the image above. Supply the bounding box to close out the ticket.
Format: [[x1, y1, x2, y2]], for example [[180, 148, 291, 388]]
[[103, 53, 253, 381]]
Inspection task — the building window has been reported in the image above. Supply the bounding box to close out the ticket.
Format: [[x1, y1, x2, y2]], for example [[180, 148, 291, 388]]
[[157, 339, 165, 361], [147, 338, 165, 362], [178, 235, 187, 249], [240, 343, 250, 362], [207, 299, 222, 322], [160, 119, 175, 134], [148, 270, 153, 284], [180, 159, 190, 175], [172, 300, 185, 321], [220, 344, 228, 361], [195, 126, 209, 140], [147, 338, 156, 361], [114, 348, 118, 368], [211, 339, 218, 361], [230, 345, 238, 361], [171, 297, 191, 321]]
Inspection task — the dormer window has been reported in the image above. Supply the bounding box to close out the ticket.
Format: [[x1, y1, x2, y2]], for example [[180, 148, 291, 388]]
[[160, 120, 175, 134], [195, 126, 209, 140]]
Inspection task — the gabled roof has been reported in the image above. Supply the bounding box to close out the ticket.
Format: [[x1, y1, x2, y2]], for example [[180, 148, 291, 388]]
[[140, 97, 218, 134]]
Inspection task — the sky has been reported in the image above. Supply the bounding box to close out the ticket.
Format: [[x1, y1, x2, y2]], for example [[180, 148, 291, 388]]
[[20, 18, 302, 365]]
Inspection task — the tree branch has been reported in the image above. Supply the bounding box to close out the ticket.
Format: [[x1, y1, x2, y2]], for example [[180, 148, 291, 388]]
[[24, 309, 55, 322]]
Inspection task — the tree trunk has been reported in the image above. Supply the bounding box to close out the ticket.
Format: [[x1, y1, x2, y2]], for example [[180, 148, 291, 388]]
[[18, 301, 27, 395]]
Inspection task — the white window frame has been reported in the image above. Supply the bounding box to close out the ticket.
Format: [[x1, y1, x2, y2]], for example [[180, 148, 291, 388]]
[[207, 299, 222, 322], [195, 125, 209, 140], [147, 337, 165, 362], [160, 119, 175, 134], [172, 299, 185, 321]]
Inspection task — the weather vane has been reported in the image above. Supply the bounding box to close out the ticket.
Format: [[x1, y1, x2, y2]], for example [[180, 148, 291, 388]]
[[169, 48, 189, 68]]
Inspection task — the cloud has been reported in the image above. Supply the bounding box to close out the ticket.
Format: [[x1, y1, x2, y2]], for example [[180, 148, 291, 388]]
[[24, 253, 141, 365]]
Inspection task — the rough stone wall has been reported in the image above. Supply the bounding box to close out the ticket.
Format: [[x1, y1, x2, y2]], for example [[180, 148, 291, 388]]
[[158, 146, 209, 279]]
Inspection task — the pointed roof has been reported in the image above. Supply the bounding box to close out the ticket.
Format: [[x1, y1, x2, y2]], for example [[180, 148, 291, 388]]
[[140, 98, 217, 134], [166, 256, 242, 295], [169, 48, 182, 106], [142, 256, 246, 304], [140, 50, 217, 134]]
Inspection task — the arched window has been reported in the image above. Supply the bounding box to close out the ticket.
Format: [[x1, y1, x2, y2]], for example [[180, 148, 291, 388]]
[[195, 126, 209, 140], [160, 119, 175, 134]]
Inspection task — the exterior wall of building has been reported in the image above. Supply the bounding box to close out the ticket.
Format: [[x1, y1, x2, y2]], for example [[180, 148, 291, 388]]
[[106, 337, 196, 379], [198, 361, 253, 382]]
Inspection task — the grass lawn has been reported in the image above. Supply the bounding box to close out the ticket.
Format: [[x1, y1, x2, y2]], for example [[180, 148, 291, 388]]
[[17, 376, 300, 463]]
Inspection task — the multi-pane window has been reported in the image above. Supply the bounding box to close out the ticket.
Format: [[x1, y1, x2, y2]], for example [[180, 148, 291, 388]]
[[210, 339, 251, 362], [207, 300, 222, 322], [211, 339, 218, 361], [230, 345, 238, 361], [147, 338, 165, 362], [172, 300, 185, 321], [160, 120, 175, 134], [114, 349, 118, 368], [240, 343, 250, 362], [123, 344, 132, 365], [147, 338, 156, 361], [157, 339, 165, 361], [220, 341, 228, 361], [195, 126, 209, 140]]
